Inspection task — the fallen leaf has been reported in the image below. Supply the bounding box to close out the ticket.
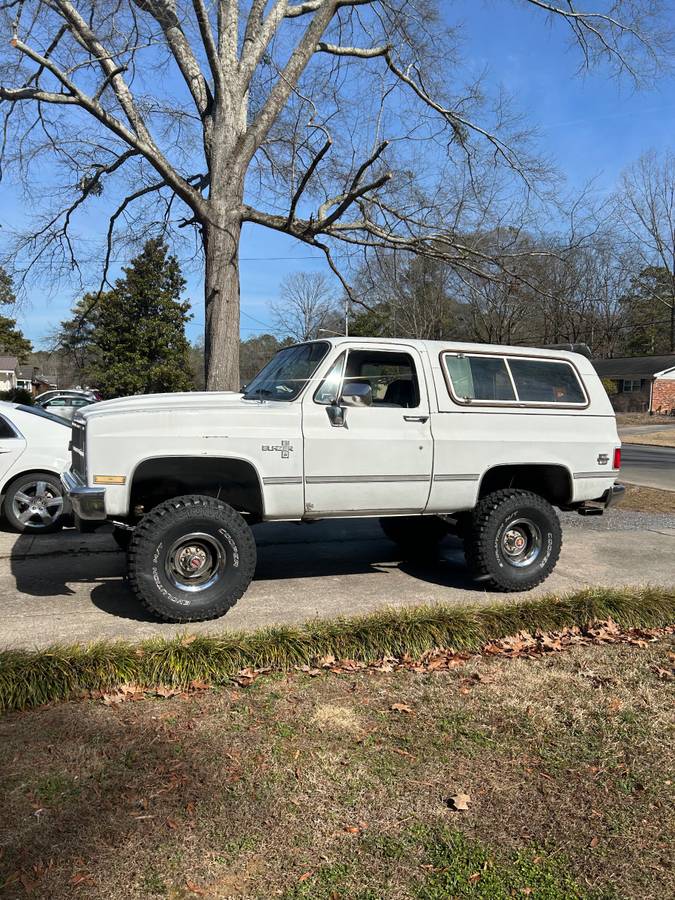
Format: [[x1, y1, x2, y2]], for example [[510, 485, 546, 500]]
[[166, 818, 178, 830], [590, 836, 599, 849], [297, 872, 313, 883], [180, 634, 198, 646], [185, 880, 207, 895], [447, 792, 471, 811], [390, 703, 414, 714]]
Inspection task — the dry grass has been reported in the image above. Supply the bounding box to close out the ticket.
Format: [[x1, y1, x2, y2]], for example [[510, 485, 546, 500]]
[[616, 413, 674, 427], [0, 639, 672, 899], [620, 484, 675, 513], [621, 430, 675, 448]]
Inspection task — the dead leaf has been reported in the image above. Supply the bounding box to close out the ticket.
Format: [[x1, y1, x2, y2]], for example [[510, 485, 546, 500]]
[[180, 634, 198, 646], [166, 818, 178, 830], [447, 792, 471, 811], [590, 836, 599, 849], [297, 872, 313, 883], [185, 880, 207, 895], [390, 702, 414, 714]]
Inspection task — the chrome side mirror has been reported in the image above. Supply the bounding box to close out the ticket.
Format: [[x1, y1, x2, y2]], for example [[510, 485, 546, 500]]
[[341, 382, 373, 408]]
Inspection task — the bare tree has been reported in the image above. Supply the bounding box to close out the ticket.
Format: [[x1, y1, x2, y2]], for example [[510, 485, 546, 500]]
[[0, 1, 670, 389], [616, 150, 675, 351], [272, 271, 340, 341]]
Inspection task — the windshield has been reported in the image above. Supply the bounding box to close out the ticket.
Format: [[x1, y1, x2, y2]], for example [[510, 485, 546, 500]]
[[243, 342, 330, 401]]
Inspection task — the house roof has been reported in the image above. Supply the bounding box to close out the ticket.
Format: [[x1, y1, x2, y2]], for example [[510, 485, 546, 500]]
[[16, 365, 36, 379], [592, 355, 675, 379], [0, 355, 18, 372]]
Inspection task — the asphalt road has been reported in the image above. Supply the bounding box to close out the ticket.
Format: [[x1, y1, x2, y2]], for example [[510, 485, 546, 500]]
[[2, 512, 674, 650], [621, 444, 675, 491]]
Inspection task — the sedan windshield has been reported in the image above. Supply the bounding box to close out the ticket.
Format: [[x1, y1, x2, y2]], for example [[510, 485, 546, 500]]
[[243, 342, 329, 401]]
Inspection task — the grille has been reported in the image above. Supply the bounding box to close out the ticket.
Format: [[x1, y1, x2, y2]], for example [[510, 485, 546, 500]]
[[71, 421, 86, 480]]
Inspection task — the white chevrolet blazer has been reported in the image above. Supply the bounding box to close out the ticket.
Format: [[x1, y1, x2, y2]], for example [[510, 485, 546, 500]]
[[63, 338, 623, 622]]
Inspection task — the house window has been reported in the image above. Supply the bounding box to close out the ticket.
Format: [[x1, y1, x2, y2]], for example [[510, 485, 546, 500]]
[[622, 379, 642, 393]]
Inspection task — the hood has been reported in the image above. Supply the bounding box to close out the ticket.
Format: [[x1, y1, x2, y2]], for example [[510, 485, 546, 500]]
[[76, 390, 248, 422]]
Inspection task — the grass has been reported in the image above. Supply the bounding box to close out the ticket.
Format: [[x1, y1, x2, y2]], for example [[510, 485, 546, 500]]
[[0, 638, 671, 898], [620, 484, 675, 513], [616, 413, 674, 426], [1, 586, 674, 712], [621, 430, 675, 448]]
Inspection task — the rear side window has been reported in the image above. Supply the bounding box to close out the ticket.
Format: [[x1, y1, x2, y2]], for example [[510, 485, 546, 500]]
[[444, 355, 515, 402], [508, 359, 586, 404], [0, 415, 18, 438], [443, 354, 587, 407]]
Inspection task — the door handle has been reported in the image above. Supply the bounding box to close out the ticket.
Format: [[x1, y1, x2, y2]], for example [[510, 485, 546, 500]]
[[403, 415, 429, 423]]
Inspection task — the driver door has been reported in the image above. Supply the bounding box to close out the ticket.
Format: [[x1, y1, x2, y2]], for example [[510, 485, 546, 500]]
[[302, 345, 433, 514]]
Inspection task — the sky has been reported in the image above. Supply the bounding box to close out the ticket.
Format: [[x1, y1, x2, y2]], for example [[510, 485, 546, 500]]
[[1, 0, 674, 350]]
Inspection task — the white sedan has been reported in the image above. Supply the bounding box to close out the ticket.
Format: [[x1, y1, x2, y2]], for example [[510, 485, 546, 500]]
[[0, 403, 71, 532]]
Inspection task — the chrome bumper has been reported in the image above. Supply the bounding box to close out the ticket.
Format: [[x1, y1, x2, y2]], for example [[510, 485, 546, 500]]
[[61, 470, 107, 520], [601, 482, 625, 508], [576, 482, 625, 516]]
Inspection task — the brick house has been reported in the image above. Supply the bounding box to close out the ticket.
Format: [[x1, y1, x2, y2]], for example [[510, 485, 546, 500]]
[[592, 355, 675, 414]]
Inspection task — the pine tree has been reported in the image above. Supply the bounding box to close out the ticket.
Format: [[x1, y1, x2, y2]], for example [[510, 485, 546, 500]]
[[91, 239, 194, 397], [0, 266, 32, 361]]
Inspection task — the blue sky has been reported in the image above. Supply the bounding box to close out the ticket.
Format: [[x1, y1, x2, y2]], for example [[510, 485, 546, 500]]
[[1, 0, 674, 349]]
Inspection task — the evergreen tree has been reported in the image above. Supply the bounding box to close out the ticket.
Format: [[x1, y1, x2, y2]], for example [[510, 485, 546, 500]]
[[91, 239, 194, 397], [0, 266, 32, 361]]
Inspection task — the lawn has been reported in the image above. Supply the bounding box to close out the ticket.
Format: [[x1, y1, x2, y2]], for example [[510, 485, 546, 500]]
[[620, 484, 675, 512], [1, 636, 672, 899], [615, 413, 674, 427], [621, 430, 675, 448]]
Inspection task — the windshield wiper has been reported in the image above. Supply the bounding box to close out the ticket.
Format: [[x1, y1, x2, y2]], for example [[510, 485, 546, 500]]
[[242, 387, 275, 401]]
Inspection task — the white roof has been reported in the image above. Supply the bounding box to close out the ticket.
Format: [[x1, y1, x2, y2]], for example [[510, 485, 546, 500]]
[[320, 336, 589, 365]]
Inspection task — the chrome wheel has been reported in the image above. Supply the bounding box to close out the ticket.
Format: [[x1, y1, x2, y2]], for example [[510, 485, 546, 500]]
[[500, 517, 542, 568], [12, 480, 64, 529], [165, 532, 227, 593]]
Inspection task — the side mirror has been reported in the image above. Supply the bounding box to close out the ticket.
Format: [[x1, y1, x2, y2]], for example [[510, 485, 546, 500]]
[[341, 382, 373, 408], [326, 403, 345, 427]]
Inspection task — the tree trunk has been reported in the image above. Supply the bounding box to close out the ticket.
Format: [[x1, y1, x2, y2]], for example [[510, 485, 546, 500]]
[[670, 298, 675, 354], [203, 214, 242, 392]]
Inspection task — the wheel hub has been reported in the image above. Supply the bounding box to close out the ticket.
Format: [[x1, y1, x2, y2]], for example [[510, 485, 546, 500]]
[[500, 518, 542, 568], [165, 533, 227, 593]]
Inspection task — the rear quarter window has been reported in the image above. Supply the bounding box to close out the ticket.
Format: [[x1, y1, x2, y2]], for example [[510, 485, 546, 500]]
[[508, 358, 586, 404]]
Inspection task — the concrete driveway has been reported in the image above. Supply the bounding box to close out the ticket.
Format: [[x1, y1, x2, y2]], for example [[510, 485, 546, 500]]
[[2, 512, 674, 650]]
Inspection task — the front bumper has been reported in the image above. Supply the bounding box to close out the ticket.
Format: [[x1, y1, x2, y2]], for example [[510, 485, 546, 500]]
[[61, 470, 107, 520]]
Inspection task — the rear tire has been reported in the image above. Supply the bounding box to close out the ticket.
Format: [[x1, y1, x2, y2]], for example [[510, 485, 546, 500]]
[[379, 515, 451, 558], [464, 489, 562, 592], [127, 495, 256, 622]]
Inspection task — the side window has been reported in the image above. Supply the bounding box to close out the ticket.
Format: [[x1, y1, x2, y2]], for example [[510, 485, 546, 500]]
[[343, 350, 420, 408], [0, 416, 18, 439], [444, 355, 515, 402], [314, 353, 346, 405], [508, 359, 586, 404]]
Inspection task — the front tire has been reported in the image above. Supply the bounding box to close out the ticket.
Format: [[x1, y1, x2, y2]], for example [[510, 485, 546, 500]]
[[127, 495, 257, 622], [464, 489, 562, 592], [2, 471, 65, 533]]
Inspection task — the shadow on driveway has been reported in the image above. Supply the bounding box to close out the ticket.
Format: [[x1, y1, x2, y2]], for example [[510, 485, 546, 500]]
[[8, 519, 479, 625]]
